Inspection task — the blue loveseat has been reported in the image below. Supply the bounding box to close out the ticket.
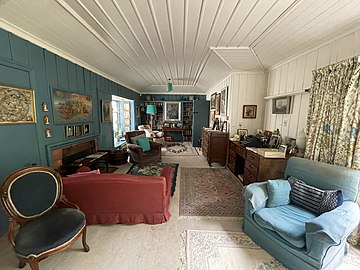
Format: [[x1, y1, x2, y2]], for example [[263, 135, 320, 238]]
[[243, 157, 360, 270]]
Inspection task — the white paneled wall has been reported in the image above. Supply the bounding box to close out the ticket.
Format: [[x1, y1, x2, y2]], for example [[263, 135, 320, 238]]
[[264, 28, 360, 139], [207, 72, 266, 136]]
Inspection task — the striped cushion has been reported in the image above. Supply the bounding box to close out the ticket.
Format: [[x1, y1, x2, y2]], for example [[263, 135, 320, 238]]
[[289, 178, 343, 215]]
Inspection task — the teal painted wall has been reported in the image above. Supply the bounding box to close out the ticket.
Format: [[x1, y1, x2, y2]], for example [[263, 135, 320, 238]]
[[0, 28, 140, 235]]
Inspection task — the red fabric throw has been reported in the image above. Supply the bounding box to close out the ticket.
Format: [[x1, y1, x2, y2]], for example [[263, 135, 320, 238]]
[[62, 166, 173, 225]]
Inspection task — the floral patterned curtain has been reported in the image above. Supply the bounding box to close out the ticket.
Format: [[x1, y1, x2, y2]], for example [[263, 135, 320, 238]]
[[305, 56, 360, 245]]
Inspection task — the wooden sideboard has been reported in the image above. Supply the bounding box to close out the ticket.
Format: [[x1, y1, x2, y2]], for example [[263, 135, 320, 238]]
[[227, 140, 288, 185], [202, 128, 229, 166]]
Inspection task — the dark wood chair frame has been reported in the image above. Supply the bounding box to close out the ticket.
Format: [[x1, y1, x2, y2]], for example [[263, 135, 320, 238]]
[[1, 166, 90, 270]]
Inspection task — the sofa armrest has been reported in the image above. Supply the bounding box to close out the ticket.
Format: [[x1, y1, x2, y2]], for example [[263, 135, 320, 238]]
[[242, 182, 268, 215], [149, 141, 162, 150], [127, 143, 143, 152], [305, 201, 360, 260]]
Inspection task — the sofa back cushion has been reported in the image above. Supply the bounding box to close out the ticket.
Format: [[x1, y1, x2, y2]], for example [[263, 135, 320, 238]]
[[266, 180, 291, 208], [284, 157, 360, 202]]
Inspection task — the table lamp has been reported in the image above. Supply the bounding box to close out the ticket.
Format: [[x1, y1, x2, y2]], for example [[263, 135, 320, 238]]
[[146, 104, 157, 130]]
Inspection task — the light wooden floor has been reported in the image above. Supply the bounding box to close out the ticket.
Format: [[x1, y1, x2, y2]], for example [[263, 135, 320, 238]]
[[0, 152, 359, 269]]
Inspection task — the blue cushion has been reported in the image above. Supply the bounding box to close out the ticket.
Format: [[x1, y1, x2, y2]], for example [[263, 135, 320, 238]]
[[136, 137, 151, 152], [254, 204, 316, 248], [14, 208, 85, 257], [266, 179, 291, 208], [130, 134, 146, 144], [290, 179, 343, 215]]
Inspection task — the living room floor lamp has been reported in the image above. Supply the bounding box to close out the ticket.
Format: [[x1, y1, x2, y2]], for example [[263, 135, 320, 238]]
[[146, 104, 157, 130]]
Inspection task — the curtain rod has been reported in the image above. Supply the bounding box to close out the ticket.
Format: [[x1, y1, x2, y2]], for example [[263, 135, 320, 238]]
[[263, 89, 309, 100]]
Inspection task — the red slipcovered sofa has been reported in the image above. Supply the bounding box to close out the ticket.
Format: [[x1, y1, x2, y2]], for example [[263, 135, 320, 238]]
[[62, 166, 173, 225]]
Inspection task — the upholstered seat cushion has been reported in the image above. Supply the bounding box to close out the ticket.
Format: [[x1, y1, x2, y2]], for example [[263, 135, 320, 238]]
[[254, 204, 316, 248], [14, 208, 85, 257]]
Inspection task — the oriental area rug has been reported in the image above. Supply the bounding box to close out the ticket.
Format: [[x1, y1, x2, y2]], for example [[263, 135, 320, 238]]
[[179, 167, 244, 219], [127, 162, 179, 196], [162, 142, 199, 156], [179, 230, 360, 270]]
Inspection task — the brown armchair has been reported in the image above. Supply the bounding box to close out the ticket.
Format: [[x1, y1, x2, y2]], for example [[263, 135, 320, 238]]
[[125, 131, 162, 166]]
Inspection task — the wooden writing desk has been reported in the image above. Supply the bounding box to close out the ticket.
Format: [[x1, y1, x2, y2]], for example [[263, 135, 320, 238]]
[[162, 127, 185, 142]]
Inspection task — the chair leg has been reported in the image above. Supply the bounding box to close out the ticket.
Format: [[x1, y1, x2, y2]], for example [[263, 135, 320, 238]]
[[28, 258, 39, 270], [82, 227, 90, 252], [18, 259, 26, 268]]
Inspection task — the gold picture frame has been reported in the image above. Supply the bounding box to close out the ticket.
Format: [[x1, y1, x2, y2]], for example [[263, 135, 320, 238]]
[[272, 96, 292, 114], [0, 84, 36, 124], [243, 105, 257, 118]]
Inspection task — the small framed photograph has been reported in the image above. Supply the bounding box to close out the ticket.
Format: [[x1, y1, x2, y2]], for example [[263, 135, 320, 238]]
[[163, 122, 170, 128], [41, 102, 49, 112], [215, 93, 221, 115], [43, 115, 50, 125], [272, 96, 291, 114], [243, 105, 257, 118], [269, 134, 281, 148], [83, 124, 90, 135], [221, 121, 228, 132], [65, 125, 75, 138], [279, 144, 287, 153], [237, 129, 248, 140], [75, 125, 83, 137]]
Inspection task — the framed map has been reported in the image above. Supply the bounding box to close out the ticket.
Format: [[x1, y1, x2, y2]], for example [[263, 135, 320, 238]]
[[0, 84, 36, 124], [52, 88, 92, 123]]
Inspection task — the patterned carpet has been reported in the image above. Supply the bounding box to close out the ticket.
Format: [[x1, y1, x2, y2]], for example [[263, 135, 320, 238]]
[[126, 162, 179, 196], [179, 167, 244, 218], [179, 230, 360, 270], [162, 142, 199, 156]]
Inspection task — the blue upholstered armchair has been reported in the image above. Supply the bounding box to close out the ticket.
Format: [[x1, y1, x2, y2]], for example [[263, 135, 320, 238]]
[[1, 166, 90, 270], [243, 157, 360, 270]]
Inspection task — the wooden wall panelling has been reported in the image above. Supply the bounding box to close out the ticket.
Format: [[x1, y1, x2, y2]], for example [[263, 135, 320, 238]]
[[67, 61, 77, 90], [279, 64, 288, 94], [0, 29, 12, 60], [9, 34, 30, 66], [56, 56, 69, 89], [76, 65, 85, 91]]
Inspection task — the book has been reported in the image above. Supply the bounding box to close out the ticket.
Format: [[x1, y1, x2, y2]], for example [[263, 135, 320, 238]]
[[256, 148, 286, 158]]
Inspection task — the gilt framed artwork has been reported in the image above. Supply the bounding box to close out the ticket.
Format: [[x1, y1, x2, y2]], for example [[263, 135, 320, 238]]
[[164, 102, 181, 121], [220, 86, 228, 115], [52, 88, 92, 123], [210, 92, 217, 110], [0, 84, 36, 124], [242, 105, 257, 118], [215, 93, 220, 115]]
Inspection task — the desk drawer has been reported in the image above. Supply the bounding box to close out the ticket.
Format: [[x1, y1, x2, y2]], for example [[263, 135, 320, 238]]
[[244, 168, 257, 184], [237, 146, 246, 158], [245, 160, 258, 176], [246, 150, 260, 166]]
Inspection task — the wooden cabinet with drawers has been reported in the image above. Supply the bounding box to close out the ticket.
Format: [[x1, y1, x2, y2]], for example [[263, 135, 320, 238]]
[[202, 128, 229, 166], [243, 149, 288, 185], [227, 141, 246, 176]]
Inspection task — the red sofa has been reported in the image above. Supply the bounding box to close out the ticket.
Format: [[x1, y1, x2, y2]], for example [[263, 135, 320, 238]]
[[62, 166, 173, 225]]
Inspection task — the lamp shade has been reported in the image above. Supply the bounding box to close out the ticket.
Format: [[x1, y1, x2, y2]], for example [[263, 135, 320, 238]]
[[166, 79, 173, 92], [146, 104, 157, 115]]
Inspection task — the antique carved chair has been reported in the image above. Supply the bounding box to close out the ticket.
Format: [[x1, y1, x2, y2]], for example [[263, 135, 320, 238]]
[[0, 166, 90, 270], [125, 130, 162, 166]]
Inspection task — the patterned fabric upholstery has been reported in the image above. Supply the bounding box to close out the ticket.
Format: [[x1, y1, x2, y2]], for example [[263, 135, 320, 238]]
[[289, 177, 343, 215]]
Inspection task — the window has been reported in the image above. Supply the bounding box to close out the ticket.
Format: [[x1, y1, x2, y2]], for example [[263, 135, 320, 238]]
[[112, 95, 134, 148]]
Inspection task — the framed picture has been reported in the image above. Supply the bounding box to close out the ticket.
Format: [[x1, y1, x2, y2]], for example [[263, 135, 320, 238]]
[[41, 102, 49, 112], [136, 106, 140, 118], [101, 100, 112, 122], [210, 92, 217, 110], [243, 105, 257, 118], [83, 124, 90, 135], [43, 115, 50, 125], [237, 129, 248, 140], [45, 128, 52, 138], [52, 88, 92, 123], [221, 120, 228, 132], [272, 96, 291, 114], [163, 122, 170, 128], [269, 134, 281, 148], [0, 84, 36, 124], [220, 86, 228, 115], [65, 125, 75, 138], [209, 110, 215, 127], [75, 125, 82, 137], [215, 93, 220, 115], [164, 102, 181, 121]]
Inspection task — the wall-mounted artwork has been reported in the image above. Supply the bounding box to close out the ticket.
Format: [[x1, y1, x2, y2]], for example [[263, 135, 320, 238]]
[[0, 84, 36, 124], [272, 96, 292, 114], [52, 88, 92, 123], [83, 123, 90, 135], [243, 105, 257, 118], [65, 125, 75, 138], [220, 86, 228, 115], [75, 125, 82, 137], [210, 92, 217, 110], [215, 93, 220, 115], [164, 102, 181, 121], [45, 128, 52, 138], [101, 100, 112, 122]]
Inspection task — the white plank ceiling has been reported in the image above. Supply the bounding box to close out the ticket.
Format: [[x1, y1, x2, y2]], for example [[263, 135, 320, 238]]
[[0, 0, 359, 94]]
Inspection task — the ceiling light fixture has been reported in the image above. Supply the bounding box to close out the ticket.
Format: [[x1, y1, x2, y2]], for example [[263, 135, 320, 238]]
[[166, 78, 173, 92]]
